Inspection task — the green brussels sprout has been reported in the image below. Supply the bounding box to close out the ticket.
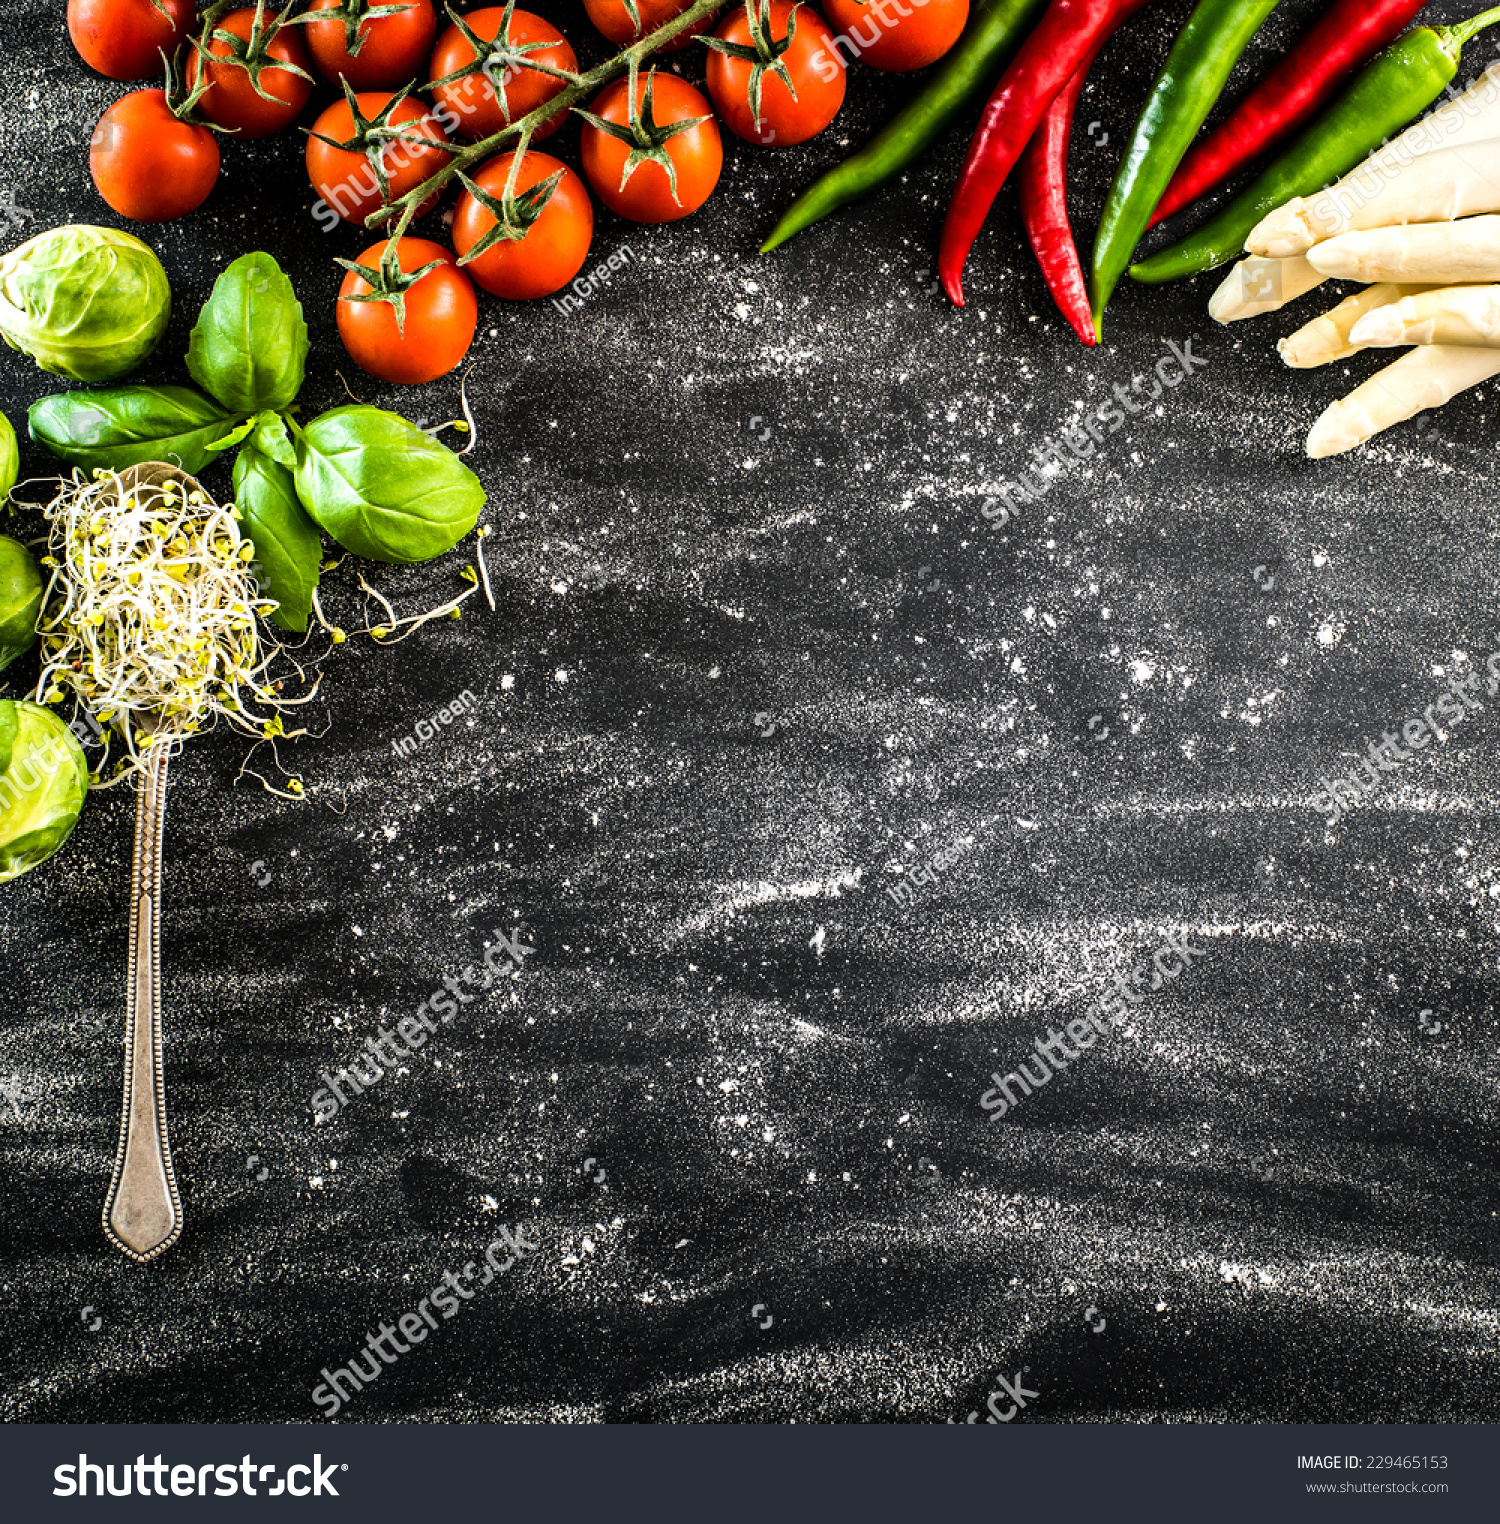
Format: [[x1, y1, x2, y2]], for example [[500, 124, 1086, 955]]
[[0, 224, 171, 384], [0, 411, 17, 503], [0, 536, 41, 674], [0, 701, 87, 883]]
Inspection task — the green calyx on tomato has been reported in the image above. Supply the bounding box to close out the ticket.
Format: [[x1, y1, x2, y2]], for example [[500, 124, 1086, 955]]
[[699, 0, 800, 131], [191, 1, 315, 108], [426, 1, 577, 122], [334, 242, 451, 335], [306, 76, 445, 209], [574, 65, 712, 207], [300, 0, 423, 58], [452, 164, 565, 263]]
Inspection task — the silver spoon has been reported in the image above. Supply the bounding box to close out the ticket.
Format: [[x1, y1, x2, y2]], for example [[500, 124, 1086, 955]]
[[102, 735, 181, 1263], [94, 464, 196, 1264]]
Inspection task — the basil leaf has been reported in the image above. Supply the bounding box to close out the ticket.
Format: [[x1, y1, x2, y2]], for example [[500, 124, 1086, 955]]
[[251, 410, 297, 469], [293, 406, 485, 565], [234, 443, 321, 634], [187, 252, 308, 414], [28, 385, 245, 475]]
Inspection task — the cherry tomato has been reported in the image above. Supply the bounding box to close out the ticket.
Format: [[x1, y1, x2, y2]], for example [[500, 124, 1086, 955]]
[[68, 0, 196, 81], [428, 7, 576, 143], [451, 151, 593, 300], [579, 73, 721, 224], [302, 0, 439, 90], [90, 89, 220, 222], [705, 0, 845, 146], [582, 0, 710, 53], [820, 0, 967, 70], [306, 92, 452, 226], [186, 7, 314, 139], [337, 238, 477, 385]]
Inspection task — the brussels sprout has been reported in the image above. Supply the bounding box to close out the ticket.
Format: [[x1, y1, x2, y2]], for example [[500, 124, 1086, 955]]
[[0, 224, 171, 383], [0, 411, 17, 503], [0, 701, 87, 883], [0, 536, 41, 674]]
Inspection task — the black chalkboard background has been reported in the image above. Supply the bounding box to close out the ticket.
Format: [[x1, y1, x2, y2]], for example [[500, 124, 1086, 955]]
[[2, 0, 1498, 1425]]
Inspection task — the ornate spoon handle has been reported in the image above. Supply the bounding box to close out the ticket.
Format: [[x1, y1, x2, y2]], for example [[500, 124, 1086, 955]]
[[103, 743, 182, 1263]]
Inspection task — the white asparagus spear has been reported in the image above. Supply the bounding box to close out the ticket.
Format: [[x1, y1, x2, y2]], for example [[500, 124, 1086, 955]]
[[1226, 63, 1500, 313], [1306, 343, 1500, 457], [1278, 283, 1428, 368], [1208, 256, 1328, 324], [1308, 215, 1500, 283], [1349, 283, 1500, 347], [1249, 136, 1500, 258]]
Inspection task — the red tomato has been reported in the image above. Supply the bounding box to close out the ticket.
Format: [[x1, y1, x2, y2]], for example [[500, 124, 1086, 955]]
[[820, 0, 967, 70], [68, 0, 196, 81], [302, 0, 439, 90], [337, 238, 477, 385], [306, 93, 452, 226], [186, 8, 314, 139], [428, 7, 576, 143], [90, 89, 220, 222], [579, 73, 721, 223], [582, 0, 710, 53], [451, 151, 593, 300], [705, 0, 845, 146]]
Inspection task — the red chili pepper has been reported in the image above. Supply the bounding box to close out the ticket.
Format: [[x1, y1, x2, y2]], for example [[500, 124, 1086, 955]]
[[1016, 0, 1154, 346], [1148, 0, 1428, 228], [939, 0, 1124, 308]]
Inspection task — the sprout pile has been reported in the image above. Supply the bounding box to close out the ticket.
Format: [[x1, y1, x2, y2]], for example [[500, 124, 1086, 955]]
[[34, 465, 317, 793]]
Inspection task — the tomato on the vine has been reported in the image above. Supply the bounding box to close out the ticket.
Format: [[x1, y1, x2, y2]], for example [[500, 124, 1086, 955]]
[[704, 0, 845, 146], [451, 151, 594, 300], [302, 0, 439, 90], [186, 7, 314, 139], [90, 89, 220, 222], [306, 92, 452, 226], [68, 0, 196, 81], [578, 71, 721, 223], [820, 0, 967, 71], [428, 7, 577, 143], [337, 238, 478, 385], [582, 0, 710, 53]]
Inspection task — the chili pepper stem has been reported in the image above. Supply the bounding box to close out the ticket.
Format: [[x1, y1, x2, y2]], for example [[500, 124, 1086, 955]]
[[1440, 4, 1500, 50]]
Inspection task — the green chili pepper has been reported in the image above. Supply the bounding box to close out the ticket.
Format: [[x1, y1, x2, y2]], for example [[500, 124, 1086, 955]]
[[1090, 0, 1282, 339], [759, 0, 1050, 253], [1131, 6, 1500, 285]]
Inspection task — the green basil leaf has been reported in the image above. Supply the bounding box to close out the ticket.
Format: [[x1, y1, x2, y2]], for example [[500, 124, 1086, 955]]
[[187, 252, 308, 415], [28, 385, 245, 475], [293, 406, 485, 565], [251, 410, 298, 469], [205, 415, 258, 456], [233, 443, 321, 634]]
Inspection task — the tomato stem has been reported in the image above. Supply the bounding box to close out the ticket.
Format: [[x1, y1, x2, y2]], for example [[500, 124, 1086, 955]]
[[369, 0, 729, 244]]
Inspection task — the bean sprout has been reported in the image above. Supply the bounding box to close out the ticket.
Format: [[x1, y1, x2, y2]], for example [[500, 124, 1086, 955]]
[[32, 466, 318, 793]]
